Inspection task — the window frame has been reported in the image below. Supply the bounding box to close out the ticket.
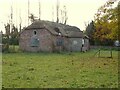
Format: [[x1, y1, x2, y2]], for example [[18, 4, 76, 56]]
[[33, 30, 37, 35]]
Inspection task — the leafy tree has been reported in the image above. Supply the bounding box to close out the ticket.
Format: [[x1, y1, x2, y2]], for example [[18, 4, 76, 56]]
[[85, 21, 95, 45], [4, 23, 10, 51], [94, 0, 119, 45], [2, 23, 19, 52], [10, 24, 19, 45]]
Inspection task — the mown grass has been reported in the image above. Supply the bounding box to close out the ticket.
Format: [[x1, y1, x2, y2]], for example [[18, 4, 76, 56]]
[[2, 49, 118, 88]]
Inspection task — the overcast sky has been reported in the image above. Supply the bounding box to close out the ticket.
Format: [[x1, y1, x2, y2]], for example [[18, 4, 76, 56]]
[[0, 0, 110, 33]]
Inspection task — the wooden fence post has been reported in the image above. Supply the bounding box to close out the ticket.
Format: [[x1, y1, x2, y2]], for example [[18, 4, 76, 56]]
[[98, 49, 100, 57], [110, 47, 113, 58]]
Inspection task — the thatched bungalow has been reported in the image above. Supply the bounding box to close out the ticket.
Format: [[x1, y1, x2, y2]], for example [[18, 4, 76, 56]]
[[19, 20, 89, 52]]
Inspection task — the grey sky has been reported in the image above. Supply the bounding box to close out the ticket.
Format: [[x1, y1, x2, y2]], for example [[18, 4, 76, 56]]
[[0, 0, 109, 33]]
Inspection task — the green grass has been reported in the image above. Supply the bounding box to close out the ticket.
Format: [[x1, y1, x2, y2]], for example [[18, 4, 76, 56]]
[[2, 49, 119, 88]]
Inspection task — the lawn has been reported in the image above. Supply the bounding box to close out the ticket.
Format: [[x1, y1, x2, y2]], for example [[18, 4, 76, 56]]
[[2, 49, 119, 88]]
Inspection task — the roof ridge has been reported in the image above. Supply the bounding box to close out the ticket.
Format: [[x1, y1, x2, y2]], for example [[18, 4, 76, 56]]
[[24, 20, 85, 38]]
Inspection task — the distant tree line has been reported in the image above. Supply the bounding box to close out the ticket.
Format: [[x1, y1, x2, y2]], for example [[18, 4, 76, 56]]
[[85, 0, 119, 46], [2, 23, 21, 52]]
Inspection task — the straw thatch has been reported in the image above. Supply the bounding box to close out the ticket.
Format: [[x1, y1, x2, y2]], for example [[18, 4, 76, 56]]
[[24, 20, 84, 38]]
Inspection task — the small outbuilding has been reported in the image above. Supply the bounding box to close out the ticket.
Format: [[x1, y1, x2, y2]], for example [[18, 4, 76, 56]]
[[19, 20, 89, 52]]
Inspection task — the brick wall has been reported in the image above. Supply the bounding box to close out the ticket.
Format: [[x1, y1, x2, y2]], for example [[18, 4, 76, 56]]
[[19, 29, 54, 52]]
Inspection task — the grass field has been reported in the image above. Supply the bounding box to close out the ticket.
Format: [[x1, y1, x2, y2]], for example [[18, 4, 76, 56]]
[[2, 49, 119, 88]]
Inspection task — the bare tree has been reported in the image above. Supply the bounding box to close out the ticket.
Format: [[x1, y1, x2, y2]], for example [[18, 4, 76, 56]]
[[63, 5, 68, 25], [58, 5, 68, 24], [56, 0, 60, 23], [38, 0, 41, 20], [10, 4, 13, 33], [19, 9, 22, 32], [52, 5, 54, 22], [28, 0, 30, 25], [60, 9, 64, 23]]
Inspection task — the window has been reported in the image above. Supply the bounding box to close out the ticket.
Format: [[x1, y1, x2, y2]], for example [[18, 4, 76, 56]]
[[54, 27, 60, 33], [73, 40, 78, 45], [56, 38, 64, 46], [33, 30, 37, 35], [54, 27, 62, 36], [30, 36, 39, 47]]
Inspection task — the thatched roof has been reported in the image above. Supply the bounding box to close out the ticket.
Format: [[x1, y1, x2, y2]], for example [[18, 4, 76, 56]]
[[24, 20, 85, 38]]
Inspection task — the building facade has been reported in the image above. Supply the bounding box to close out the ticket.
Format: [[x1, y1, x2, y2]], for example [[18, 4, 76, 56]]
[[19, 20, 89, 52]]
